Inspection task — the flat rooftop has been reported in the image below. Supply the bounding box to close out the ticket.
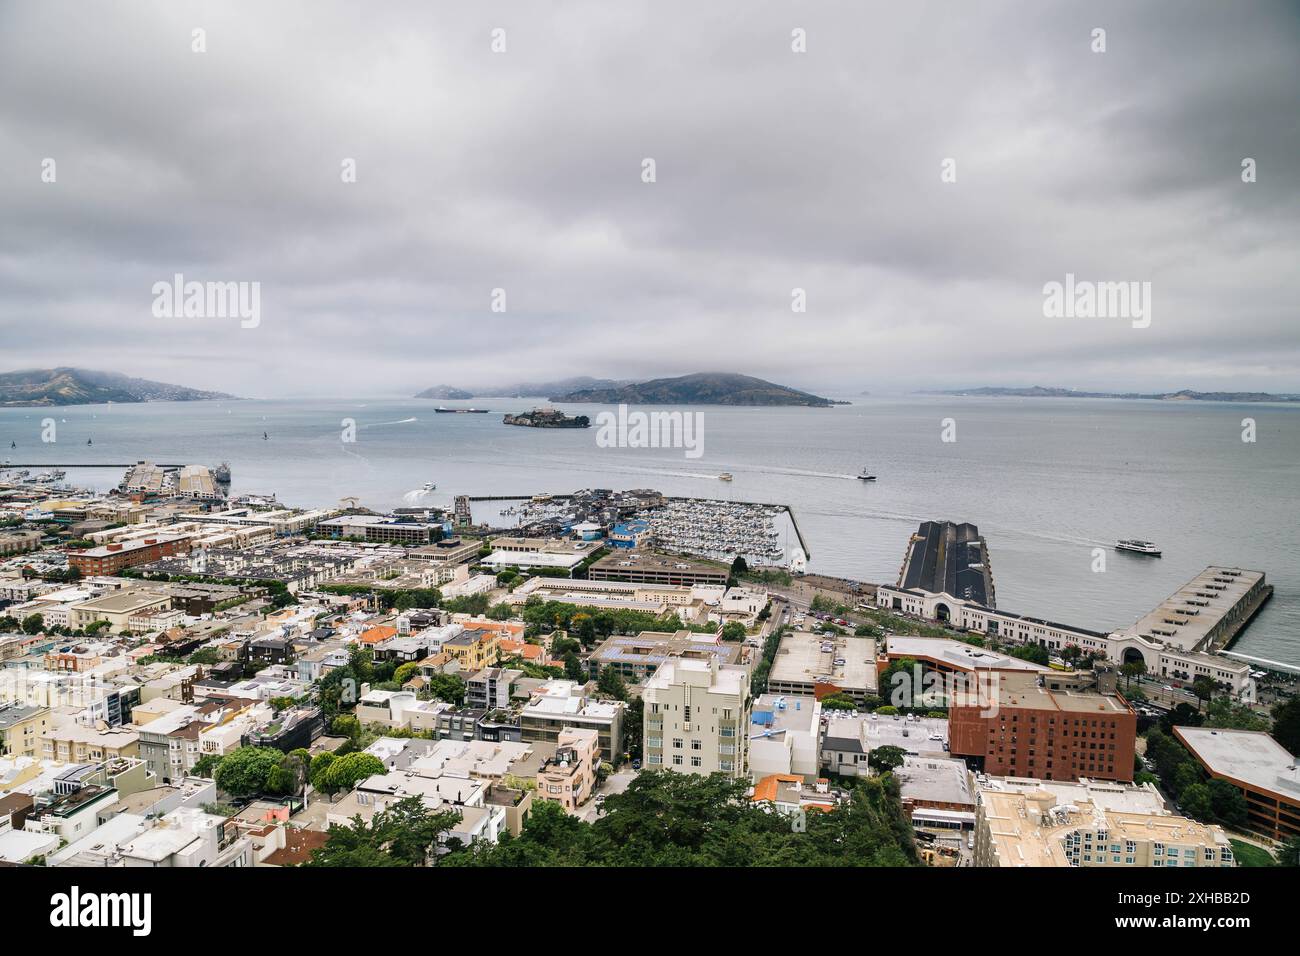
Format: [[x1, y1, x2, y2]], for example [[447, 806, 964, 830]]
[[589, 551, 728, 579], [897, 755, 974, 808], [886, 636, 1052, 672], [769, 631, 877, 692], [991, 670, 1131, 715], [591, 631, 741, 671], [1174, 726, 1300, 800], [1122, 566, 1266, 652], [900, 520, 994, 607]]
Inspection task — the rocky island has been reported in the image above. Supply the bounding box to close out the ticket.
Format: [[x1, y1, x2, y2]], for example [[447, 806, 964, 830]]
[[503, 408, 591, 429]]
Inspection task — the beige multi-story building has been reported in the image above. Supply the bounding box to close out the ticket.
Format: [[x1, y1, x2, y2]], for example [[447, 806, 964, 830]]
[[974, 778, 1235, 867], [536, 728, 600, 813], [68, 590, 172, 633], [0, 704, 50, 758], [42, 723, 140, 764], [643, 658, 750, 778]]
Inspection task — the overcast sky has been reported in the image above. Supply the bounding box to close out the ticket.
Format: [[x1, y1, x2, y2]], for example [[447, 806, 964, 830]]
[[1, 0, 1297, 399]]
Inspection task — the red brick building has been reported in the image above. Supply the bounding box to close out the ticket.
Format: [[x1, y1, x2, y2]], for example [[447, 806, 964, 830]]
[[68, 534, 192, 576], [949, 670, 1136, 782]]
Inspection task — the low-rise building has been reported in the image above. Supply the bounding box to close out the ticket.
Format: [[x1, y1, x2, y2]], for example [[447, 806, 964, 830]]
[[535, 728, 600, 813], [767, 631, 878, 704], [519, 680, 626, 764], [0, 703, 50, 759], [1173, 726, 1300, 841], [748, 694, 821, 781]]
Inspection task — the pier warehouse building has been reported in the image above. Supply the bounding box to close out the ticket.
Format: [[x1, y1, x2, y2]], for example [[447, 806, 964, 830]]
[[874, 522, 1263, 701]]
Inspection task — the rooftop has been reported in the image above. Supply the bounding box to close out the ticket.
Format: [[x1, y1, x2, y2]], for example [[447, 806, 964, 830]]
[[1174, 726, 1300, 799], [769, 631, 878, 692]]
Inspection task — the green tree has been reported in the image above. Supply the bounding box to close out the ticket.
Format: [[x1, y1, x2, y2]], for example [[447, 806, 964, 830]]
[[563, 652, 585, 683], [20, 613, 44, 635], [1191, 676, 1217, 710], [191, 753, 224, 779], [820, 693, 857, 711], [1119, 659, 1146, 690], [1277, 834, 1300, 867], [720, 621, 747, 643], [213, 747, 283, 797], [1271, 698, 1300, 756], [307, 795, 462, 867], [393, 661, 421, 687], [309, 752, 337, 793], [424, 672, 466, 706], [322, 752, 385, 794], [596, 666, 627, 701], [867, 745, 906, 776]]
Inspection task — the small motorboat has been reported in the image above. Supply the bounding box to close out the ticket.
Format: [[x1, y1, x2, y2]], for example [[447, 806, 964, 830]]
[[857, 468, 876, 481], [717, 473, 733, 481]]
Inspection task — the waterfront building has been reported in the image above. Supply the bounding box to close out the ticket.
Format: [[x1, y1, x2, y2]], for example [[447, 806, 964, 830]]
[[875, 563, 1261, 699]]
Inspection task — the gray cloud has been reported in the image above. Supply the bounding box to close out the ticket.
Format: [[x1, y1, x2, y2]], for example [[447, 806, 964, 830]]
[[1, 0, 1297, 397]]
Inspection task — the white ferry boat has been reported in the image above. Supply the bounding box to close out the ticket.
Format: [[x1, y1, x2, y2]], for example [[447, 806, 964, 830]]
[[1116, 539, 1161, 556]]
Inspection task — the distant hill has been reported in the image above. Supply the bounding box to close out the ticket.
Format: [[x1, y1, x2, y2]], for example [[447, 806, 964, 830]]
[[920, 385, 1300, 402], [0, 367, 238, 407], [416, 376, 633, 399], [414, 384, 475, 400], [550, 372, 840, 407]]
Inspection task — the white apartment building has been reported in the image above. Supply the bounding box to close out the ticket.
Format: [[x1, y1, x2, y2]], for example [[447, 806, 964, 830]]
[[643, 658, 750, 779]]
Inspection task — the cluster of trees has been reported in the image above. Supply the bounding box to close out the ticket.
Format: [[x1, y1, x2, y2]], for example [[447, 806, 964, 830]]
[[306, 796, 462, 866], [318, 646, 399, 721], [307, 751, 386, 797], [0, 613, 45, 634], [519, 599, 685, 644], [749, 625, 787, 695], [1270, 697, 1300, 755], [1143, 727, 1249, 830], [204, 746, 311, 798], [308, 771, 918, 867]]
